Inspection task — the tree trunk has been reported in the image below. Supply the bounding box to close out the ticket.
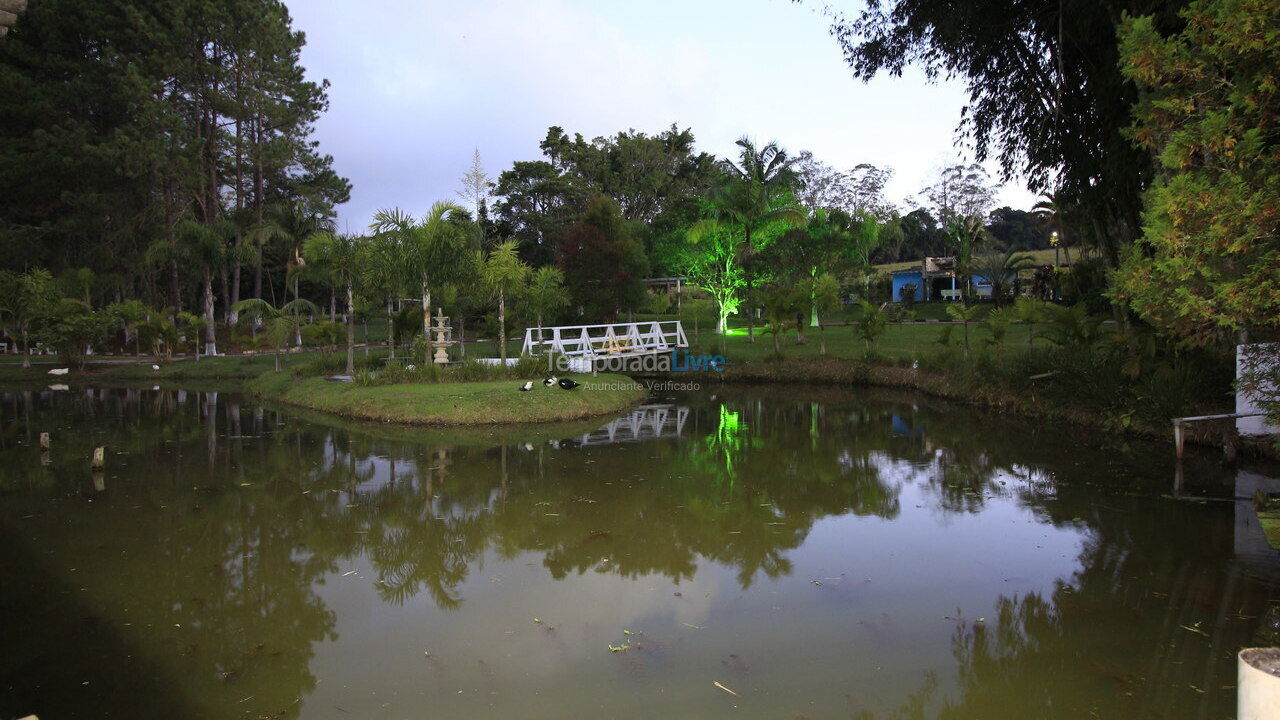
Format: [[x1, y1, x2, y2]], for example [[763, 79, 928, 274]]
[[202, 269, 217, 357], [293, 277, 301, 346], [810, 267, 819, 327], [795, 312, 806, 345], [386, 301, 396, 360], [20, 325, 29, 369], [345, 283, 355, 375], [219, 266, 230, 325], [498, 289, 507, 362], [819, 326, 827, 356], [421, 283, 432, 366], [228, 262, 241, 327]]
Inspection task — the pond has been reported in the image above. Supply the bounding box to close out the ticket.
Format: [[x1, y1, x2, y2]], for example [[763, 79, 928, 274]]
[[1, 384, 1277, 719]]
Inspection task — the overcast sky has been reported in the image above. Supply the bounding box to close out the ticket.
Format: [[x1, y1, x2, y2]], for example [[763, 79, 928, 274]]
[[285, 0, 1039, 232]]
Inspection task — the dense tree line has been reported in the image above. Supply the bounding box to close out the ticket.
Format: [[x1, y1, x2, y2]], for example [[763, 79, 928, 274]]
[[0, 0, 348, 351]]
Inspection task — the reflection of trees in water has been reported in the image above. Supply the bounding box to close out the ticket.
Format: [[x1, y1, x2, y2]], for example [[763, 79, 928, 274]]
[[863, 475, 1276, 719], [321, 392, 913, 595], [0, 390, 366, 719], [3, 385, 1267, 720]]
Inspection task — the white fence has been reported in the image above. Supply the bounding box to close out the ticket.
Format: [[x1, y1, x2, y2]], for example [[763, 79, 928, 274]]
[[520, 321, 689, 359]]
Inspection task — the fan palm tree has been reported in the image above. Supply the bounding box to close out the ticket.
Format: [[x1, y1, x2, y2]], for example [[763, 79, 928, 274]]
[[479, 240, 530, 363], [971, 249, 1036, 306]]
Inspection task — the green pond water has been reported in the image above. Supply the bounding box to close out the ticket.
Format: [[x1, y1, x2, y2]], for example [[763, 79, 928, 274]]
[[1, 383, 1278, 720]]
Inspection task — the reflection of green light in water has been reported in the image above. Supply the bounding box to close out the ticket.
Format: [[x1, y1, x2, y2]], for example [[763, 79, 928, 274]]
[[705, 405, 746, 485]]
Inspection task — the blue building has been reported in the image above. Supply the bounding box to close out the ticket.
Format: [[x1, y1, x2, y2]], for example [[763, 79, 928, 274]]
[[889, 256, 996, 302]]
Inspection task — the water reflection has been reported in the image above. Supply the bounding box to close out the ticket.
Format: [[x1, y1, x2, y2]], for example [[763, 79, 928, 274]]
[[0, 385, 1276, 719]]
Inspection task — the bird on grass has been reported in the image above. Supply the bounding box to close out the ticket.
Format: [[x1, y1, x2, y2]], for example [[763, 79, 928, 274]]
[[151, 364, 160, 370], [519, 381, 533, 392], [558, 377, 580, 390], [543, 376, 557, 387]]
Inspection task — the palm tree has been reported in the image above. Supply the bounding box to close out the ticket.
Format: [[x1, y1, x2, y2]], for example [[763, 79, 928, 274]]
[[479, 240, 529, 363], [177, 312, 209, 361], [0, 269, 54, 368], [971, 249, 1036, 306], [811, 273, 842, 356], [699, 138, 805, 342], [232, 298, 320, 371], [371, 202, 474, 365], [250, 202, 328, 305], [105, 299, 151, 358], [303, 232, 365, 374], [946, 303, 983, 359], [1012, 296, 1047, 349], [1032, 192, 1070, 265], [944, 215, 988, 303], [525, 266, 570, 335], [147, 219, 233, 356]]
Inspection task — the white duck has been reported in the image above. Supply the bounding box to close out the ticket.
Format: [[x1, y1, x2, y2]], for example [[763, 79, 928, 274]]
[[519, 381, 533, 392], [47, 368, 69, 376]]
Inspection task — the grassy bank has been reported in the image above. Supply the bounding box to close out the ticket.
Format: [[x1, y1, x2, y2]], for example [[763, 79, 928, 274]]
[[650, 331, 1235, 443], [246, 372, 646, 426], [0, 352, 320, 383]]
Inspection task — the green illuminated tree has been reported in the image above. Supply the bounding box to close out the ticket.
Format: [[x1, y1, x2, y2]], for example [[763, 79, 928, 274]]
[[679, 219, 746, 334], [697, 138, 805, 341]]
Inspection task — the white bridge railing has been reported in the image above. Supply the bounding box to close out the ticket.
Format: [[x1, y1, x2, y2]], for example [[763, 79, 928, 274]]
[[576, 404, 690, 446], [521, 321, 689, 358]]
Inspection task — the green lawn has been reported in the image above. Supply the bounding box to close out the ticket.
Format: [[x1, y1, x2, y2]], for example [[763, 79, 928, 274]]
[[688, 322, 1035, 363], [248, 372, 646, 425]]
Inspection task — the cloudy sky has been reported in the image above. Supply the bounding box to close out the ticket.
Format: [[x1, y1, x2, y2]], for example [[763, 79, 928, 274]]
[[285, 0, 1039, 231]]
